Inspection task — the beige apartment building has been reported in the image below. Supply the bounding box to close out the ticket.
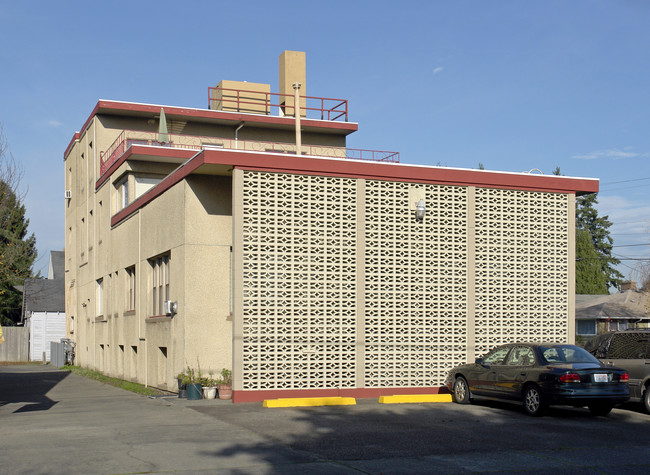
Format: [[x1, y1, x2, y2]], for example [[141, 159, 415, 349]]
[[64, 51, 598, 402]]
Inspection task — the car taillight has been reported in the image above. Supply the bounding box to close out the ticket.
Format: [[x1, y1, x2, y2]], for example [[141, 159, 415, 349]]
[[559, 373, 581, 383], [619, 372, 629, 383]]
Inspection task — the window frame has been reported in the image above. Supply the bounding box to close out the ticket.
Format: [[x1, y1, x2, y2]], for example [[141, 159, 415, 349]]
[[126, 265, 136, 312], [150, 253, 170, 316], [96, 278, 104, 317]]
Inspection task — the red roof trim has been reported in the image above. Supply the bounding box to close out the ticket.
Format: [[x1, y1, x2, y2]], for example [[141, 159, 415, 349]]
[[95, 145, 197, 190], [93, 100, 358, 132], [110, 148, 598, 227], [110, 150, 204, 226], [206, 149, 598, 195], [66, 99, 358, 160], [64, 101, 102, 159]]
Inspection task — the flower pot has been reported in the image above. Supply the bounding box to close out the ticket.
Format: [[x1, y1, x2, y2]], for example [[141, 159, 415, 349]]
[[203, 386, 217, 399], [217, 384, 232, 400], [187, 383, 203, 400]]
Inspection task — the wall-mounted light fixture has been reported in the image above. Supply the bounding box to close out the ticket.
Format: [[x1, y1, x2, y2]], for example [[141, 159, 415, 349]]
[[414, 199, 426, 221]]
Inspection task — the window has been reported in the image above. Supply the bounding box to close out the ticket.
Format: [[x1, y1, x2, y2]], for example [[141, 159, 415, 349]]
[[107, 273, 112, 316], [80, 217, 86, 262], [115, 177, 129, 212], [609, 333, 650, 359], [482, 346, 511, 365], [96, 278, 103, 316], [505, 346, 535, 366], [577, 319, 596, 336], [126, 266, 136, 311], [135, 176, 162, 200], [150, 254, 170, 316]]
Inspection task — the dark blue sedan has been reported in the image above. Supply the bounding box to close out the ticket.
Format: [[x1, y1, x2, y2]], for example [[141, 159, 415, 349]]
[[445, 343, 629, 416]]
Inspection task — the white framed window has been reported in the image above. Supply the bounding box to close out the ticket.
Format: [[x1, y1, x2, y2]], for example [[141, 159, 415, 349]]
[[96, 278, 104, 316], [126, 266, 136, 311], [114, 177, 129, 212], [150, 254, 170, 316]]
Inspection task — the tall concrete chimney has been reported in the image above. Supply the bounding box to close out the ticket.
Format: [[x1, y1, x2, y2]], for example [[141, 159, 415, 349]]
[[279, 51, 306, 117]]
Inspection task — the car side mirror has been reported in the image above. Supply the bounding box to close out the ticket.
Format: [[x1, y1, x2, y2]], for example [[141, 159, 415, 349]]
[[475, 357, 487, 367]]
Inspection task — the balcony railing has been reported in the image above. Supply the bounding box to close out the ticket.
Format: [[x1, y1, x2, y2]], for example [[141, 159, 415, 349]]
[[100, 130, 399, 177], [208, 86, 348, 121]]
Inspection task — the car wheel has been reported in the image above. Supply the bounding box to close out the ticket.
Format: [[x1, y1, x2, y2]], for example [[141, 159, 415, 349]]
[[588, 403, 613, 416], [522, 385, 545, 417], [643, 386, 650, 414], [453, 377, 471, 404]]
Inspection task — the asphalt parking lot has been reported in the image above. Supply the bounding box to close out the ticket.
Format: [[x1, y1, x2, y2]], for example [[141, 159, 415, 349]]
[[1, 364, 649, 474]]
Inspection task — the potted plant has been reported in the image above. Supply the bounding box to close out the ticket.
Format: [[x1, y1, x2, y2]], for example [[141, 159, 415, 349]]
[[181, 366, 203, 400], [201, 371, 218, 399], [177, 372, 188, 398], [217, 368, 232, 400]]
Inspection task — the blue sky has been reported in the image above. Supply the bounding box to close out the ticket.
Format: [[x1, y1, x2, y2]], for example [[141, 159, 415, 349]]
[[1, 0, 649, 282]]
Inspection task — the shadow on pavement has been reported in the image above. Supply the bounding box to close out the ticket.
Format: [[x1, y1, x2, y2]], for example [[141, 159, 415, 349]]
[[0, 366, 68, 413], [190, 395, 650, 470]]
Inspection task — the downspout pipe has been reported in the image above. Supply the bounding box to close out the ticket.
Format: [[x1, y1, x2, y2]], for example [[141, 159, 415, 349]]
[[234, 122, 244, 150]]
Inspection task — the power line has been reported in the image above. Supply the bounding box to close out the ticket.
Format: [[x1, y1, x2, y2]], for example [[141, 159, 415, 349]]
[[599, 183, 650, 192], [612, 243, 650, 248], [578, 257, 649, 261], [610, 220, 650, 226], [600, 176, 650, 186]]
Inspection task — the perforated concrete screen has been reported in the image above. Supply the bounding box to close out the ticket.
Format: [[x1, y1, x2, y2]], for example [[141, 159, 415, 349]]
[[473, 188, 570, 356], [241, 172, 358, 390], [364, 181, 468, 387], [237, 170, 573, 393]]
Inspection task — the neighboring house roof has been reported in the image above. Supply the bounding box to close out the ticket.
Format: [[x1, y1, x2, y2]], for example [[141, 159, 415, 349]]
[[23, 278, 65, 313], [48, 251, 65, 280], [576, 291, 650, 321], [20, 251, 66, 318]]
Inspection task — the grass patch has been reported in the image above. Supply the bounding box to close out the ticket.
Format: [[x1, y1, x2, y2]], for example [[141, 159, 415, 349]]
[[62, 365, 168, 396]]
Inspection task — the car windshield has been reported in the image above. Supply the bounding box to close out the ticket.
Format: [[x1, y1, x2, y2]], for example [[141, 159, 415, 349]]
[[539, 345, 600, 364]]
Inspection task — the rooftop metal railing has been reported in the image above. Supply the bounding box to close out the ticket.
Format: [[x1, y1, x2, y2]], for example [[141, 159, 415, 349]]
[[207, 86, 348, 121]]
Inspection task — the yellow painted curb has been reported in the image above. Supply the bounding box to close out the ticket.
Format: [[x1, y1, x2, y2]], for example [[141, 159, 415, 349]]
[[378, 394, 453, 404], [263, 397, 357, 408]]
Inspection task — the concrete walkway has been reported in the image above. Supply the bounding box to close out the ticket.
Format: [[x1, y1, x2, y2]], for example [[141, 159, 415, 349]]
[[0, 364, 310, 474]]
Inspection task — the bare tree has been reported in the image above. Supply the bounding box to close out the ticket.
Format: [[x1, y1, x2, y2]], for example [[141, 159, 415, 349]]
[[0, 124, 26, 202]]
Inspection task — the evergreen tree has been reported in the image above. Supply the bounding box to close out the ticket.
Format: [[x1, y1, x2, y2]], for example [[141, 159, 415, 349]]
[[0, 180, 37, 325], [553, 167, 621, 291], [575, 228, 608, 294], [575, 193, 623, 290], [0, 126, 37, 325]]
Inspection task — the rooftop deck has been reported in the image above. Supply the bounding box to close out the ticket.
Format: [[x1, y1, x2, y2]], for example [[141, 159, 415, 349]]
[[99, 130, 400, 178]]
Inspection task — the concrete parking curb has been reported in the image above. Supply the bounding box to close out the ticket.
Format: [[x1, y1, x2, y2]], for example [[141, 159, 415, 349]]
[[263, 396, 357, 407], [379, 394, 453, 404]]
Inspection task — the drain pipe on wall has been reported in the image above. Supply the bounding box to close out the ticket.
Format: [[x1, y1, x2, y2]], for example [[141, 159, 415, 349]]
[[293, 82, 301, 155], [234, 122, 244, 150]]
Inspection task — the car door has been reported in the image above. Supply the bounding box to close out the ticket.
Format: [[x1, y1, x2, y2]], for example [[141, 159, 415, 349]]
[[498, 346, 536, 400], [471, 346, 511, 397], [603, 333, 650, 399]]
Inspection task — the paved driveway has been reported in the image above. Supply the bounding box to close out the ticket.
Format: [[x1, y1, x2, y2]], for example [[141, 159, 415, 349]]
[[1, 364, 649, 474]]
